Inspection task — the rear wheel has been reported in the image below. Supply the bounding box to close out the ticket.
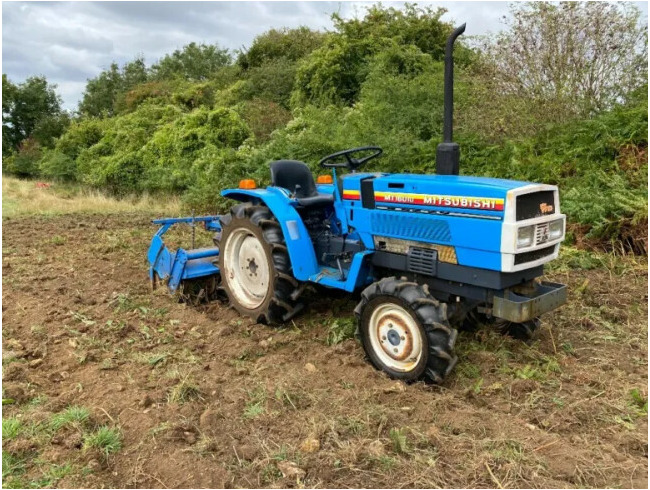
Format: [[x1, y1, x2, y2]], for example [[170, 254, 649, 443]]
[[216, 203, 301, 324], [355, 277, 458, 383]]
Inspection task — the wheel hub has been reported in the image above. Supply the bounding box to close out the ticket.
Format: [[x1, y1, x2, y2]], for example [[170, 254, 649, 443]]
[[387, 329, 401, 346], [368, 303, 423, 372], [247, 258, 259, 275]]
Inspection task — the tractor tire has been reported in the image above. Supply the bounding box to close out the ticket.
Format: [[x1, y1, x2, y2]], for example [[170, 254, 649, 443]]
[[354, 277, 458, 384], [216, 202, 301, 324], [463, 308, 540, 341]]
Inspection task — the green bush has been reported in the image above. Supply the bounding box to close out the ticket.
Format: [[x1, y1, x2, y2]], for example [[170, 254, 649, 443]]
[[39, 150, 76, 181], [5, 138, 42, 177]]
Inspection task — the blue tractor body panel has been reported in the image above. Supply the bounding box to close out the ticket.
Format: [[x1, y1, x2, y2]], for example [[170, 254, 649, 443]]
[[220, 187, 376, 290], [337, 173, 516, 271], [221, 188, 321, 281]]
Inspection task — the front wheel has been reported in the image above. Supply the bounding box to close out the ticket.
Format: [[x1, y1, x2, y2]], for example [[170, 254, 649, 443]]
[[355, 277, 458, 383]]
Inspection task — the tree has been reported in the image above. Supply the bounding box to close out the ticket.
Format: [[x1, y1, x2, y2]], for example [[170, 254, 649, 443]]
[[466, 1, 648, 140], [331, 4, 452, 60], [2, 74, 17, 154], [2, 75, 66, 152], [79, 58, 148, 118], [237, 27, 325, 69], [292, 4, 456, 107], [150, 42, 231, 81], [236, 27, 326, 108]]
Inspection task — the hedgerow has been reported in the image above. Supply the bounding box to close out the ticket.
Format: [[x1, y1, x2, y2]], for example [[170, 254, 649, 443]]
[[3, 4, 646, 253]]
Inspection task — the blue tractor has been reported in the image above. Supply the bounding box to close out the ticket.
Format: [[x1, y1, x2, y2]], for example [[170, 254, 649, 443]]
[[147, 25, 567, 383]]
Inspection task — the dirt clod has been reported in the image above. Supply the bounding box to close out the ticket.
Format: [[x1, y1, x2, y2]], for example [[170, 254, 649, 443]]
[[2, 363, 27, 381], [216, 325, 235, 337], [365, 440, 386, 458], [183, 431, 197, 444], [383, 381, 407, 394], [139, 395, 154, 408], [2, 383, 27, 403], [299, 437, 320, 453], [235, 444, 258, 461], [277, 461, 306, 479], [199, 408, 221, 430], [304, 362, 317, 373], [28, 358, 44, 368]]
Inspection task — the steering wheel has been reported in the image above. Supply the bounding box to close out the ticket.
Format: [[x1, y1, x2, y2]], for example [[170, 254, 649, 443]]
[[319, 146, 383, 171]]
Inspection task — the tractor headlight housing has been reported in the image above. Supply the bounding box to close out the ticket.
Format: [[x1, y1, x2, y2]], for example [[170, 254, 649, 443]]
[[517, 225, 535, 249], [549, 219, 564, 240]]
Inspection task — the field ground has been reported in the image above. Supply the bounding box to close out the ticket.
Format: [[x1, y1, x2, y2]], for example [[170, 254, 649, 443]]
[[2, 182, 648, 488]]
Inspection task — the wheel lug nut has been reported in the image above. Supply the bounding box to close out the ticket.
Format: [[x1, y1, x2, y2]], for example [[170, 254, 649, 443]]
[[401, 336, 405, 341]]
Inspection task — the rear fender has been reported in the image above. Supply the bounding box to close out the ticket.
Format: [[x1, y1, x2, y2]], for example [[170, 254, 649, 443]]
[[221, 187, 319, 281]]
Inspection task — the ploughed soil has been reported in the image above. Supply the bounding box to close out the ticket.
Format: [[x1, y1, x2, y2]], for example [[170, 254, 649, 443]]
[[2, 212, 648, 488]]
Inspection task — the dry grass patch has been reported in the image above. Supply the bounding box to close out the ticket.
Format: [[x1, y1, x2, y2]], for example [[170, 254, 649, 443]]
[[2, 176, 181, 217]]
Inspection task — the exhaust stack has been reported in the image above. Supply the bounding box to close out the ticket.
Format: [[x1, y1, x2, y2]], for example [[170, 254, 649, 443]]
[[436, 23, 466, 176]]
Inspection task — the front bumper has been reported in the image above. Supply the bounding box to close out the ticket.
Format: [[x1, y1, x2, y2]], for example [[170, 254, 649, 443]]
[[492, 281, 567, 323]]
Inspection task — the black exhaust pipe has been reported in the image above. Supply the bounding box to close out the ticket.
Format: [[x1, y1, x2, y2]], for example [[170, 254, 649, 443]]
[[436, 23, 466, 176]]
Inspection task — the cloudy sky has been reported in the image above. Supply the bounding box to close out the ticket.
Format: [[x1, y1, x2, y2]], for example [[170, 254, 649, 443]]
[[3, 1, 648, 111]]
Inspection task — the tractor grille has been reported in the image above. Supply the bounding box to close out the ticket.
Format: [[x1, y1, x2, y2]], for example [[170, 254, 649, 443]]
[[370, 213, 451, 243], [407, 247, 437, 276], [535, 222, 550, 246], [516, 191, 555, 221], [514, 245, 556, 265]]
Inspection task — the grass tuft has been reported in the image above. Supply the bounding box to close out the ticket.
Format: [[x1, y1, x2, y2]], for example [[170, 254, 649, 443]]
[[629, 388, 648, 414], [2, 451, 25, 480], [243, 387, 267, 419], [389, 428, 409, 454], [50, 406, 90, 431], [83, 426, 122, 456], [2, 418, 22, 440], [167, 376, 202, 404], [326, 317, 357, 346]]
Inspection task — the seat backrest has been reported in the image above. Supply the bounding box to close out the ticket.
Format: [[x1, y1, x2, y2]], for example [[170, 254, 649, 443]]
[[269, 160, 317, 198]]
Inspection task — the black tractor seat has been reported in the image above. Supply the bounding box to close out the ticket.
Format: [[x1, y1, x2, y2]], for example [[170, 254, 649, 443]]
[[270, 160, 334, 208]]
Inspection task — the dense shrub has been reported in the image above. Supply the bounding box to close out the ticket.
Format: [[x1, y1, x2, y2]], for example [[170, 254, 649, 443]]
[[237, 99, 292, 142], [4, 138, 42, 177], [139, 106, 251, 193], [39, 150, 76, 181], [237, 27, 326, 69], [76, 104, 181, 193]]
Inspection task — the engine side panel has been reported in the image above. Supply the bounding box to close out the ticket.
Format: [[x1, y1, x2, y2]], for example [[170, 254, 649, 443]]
[[337, 173, 564, 273]]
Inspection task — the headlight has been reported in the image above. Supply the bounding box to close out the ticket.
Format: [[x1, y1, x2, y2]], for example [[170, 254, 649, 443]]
[[517, 225, 534, 249], [549, 219, 564, 239]]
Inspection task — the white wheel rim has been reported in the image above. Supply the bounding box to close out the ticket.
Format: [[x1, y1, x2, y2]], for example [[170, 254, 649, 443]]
[[223, 228, 270, 309], [368, 303, 423, 372]]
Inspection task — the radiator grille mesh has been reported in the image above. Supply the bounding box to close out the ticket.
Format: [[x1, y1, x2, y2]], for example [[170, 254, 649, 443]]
[[370, 213, 451, 243]]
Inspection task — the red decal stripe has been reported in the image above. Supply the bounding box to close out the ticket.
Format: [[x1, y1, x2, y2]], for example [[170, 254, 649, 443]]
[[342, 190, 360, 200], [374, 192, 504, 211]]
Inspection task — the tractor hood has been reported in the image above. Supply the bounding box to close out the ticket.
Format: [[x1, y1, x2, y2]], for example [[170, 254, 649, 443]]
[[339, 173, 537, 218]]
